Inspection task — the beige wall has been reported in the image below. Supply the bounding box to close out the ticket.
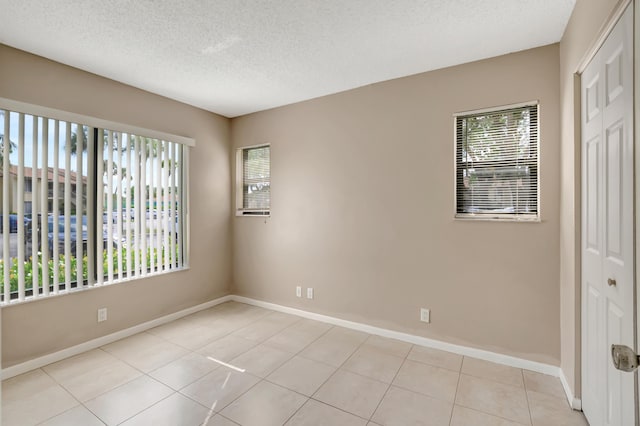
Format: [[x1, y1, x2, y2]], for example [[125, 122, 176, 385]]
[[231, 45, 562, 364], [558, 0, 624, 398], [0, 45, 232, 367]]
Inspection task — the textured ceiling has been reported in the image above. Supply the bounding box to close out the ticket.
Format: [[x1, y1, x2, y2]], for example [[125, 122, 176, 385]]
[[0, 1, 575, 118]]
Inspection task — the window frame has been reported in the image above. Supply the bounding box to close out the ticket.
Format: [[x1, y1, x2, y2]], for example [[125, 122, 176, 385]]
[[453, 101, 540, 222], [235, 143, 271, 217], [0, 97, 193, 305]]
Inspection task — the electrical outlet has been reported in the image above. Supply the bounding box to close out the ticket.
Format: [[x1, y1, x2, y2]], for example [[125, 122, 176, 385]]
[[307, 288, 314, 299], [98, 307, 108, 322], [296, 286, 302, 298], [420, 308, 430, 323]]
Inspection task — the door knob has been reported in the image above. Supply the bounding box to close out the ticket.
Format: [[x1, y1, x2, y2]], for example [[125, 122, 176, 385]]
[[612, 345, 639, 372], [608, 278, 617, 287]]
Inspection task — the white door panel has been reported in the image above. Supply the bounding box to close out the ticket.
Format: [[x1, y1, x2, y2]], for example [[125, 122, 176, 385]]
[[581, 5, 634, 426]]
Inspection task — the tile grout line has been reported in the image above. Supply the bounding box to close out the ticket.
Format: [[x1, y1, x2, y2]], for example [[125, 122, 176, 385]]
[[52, 303, 268, 425], [283, 328, 370, 423], [182, 320, 272, 418], [365, 340, 415, 424], [34, 367, 85, 425], [177, 305, 337, 424], [201, 308, 337, 422], [452, 372, 533, 425], [447, 356, 465, 426], [523, 369, 535, 426], [99, 332, 190, 377], [260, 318, 334, 355], [114, 389, 177, 426], [38, 348, 152, 425]]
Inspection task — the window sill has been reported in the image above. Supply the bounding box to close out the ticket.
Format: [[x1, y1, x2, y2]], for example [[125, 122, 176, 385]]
[[1, 266, 191, 308], [454, 214, 540, 223], [236, 211, 270, 217]]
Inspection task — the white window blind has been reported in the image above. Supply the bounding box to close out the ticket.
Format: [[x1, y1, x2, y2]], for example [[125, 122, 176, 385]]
[[0, 106, 187, 305], [237, 145, 270, 215], [455, 103, 539, 220]]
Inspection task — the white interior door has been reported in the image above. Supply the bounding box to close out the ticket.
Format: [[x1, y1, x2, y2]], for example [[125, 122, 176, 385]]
[[581, 5, 634, 426]]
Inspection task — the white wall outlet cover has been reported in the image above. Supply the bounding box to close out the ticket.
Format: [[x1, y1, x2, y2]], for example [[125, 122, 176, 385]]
[[296, 286, 302, 297], [98, 308, 108, 322], [420, 308, 430, 323], [306, 288, 314, 299]]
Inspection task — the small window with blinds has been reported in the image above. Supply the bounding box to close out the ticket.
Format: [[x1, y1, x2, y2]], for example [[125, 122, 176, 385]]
[[0, 103, 189, 305], [455, 103, 539, 221], [236, 144, 270, 216]]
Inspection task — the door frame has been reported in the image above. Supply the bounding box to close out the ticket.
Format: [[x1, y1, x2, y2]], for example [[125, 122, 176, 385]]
[[635, 0, 640, 418], [576, 0, 637, 419]]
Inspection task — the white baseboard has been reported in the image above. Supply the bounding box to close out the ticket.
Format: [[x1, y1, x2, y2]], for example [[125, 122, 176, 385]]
[[1, 294, 233, 380], [1, 292, 581, 413], [231, 295, 560, 376], [236, 295, 582, 410], [559, 368, 583, 410]]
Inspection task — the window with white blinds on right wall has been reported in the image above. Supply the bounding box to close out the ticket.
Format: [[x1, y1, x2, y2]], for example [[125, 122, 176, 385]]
[[236, 144, 270, 216], [454, 102, 539, 221]]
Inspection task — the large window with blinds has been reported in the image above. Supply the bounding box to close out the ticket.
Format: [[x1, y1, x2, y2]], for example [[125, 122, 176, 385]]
[[455, 103, 539, 220], [236, 144, 270, 216], [0, 101, 190, 305]]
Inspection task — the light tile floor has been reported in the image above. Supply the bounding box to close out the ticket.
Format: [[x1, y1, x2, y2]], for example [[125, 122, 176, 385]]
[[2, 301, 588, 426]]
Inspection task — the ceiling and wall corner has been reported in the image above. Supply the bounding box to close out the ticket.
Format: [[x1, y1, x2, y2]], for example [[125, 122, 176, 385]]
[[0, 0, 575, 117]]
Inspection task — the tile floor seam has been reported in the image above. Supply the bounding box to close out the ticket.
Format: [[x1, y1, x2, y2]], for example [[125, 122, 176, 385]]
[[99, 332, 184, 374], [406, 349, 463, 372], [306, 396, 372, 423], [33, 404, 82, 426], [457, 370, 527, 391], [304, 335, 370, 399], [175, 382, 213, 414], [448, 356, 465, 426], [366, 341, 413, 423], [177, 387, 220, 416], [147, 324, 234, 353], [219, 377, 309, 425], [80, 399, 106, 425], [280, 396, 309, 425], [332, 328, 369, 368], [297, 398, 373, 425], [36, 367, 84, 424], [176, 367, 263, 419], [454, 382, 533, 426], [522, 368, 535, 426], [262, 321, 335, 357], [308, 335, 372, 396], [217, 412, 241, 425], [452, 405, 531, 426], [452, 399, 531, 426], [255, 375, 313, 400], [390, 359, 462, 405], [299, 330, 376, 420], [210, 372, 264, 415], [113, 389, 177, 425], [230, 311, 303, 342], [89, 375, 174, 426], [261, 371, 328, 397], [72, 374, 162, 425], [81, 349, 150, 398]]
